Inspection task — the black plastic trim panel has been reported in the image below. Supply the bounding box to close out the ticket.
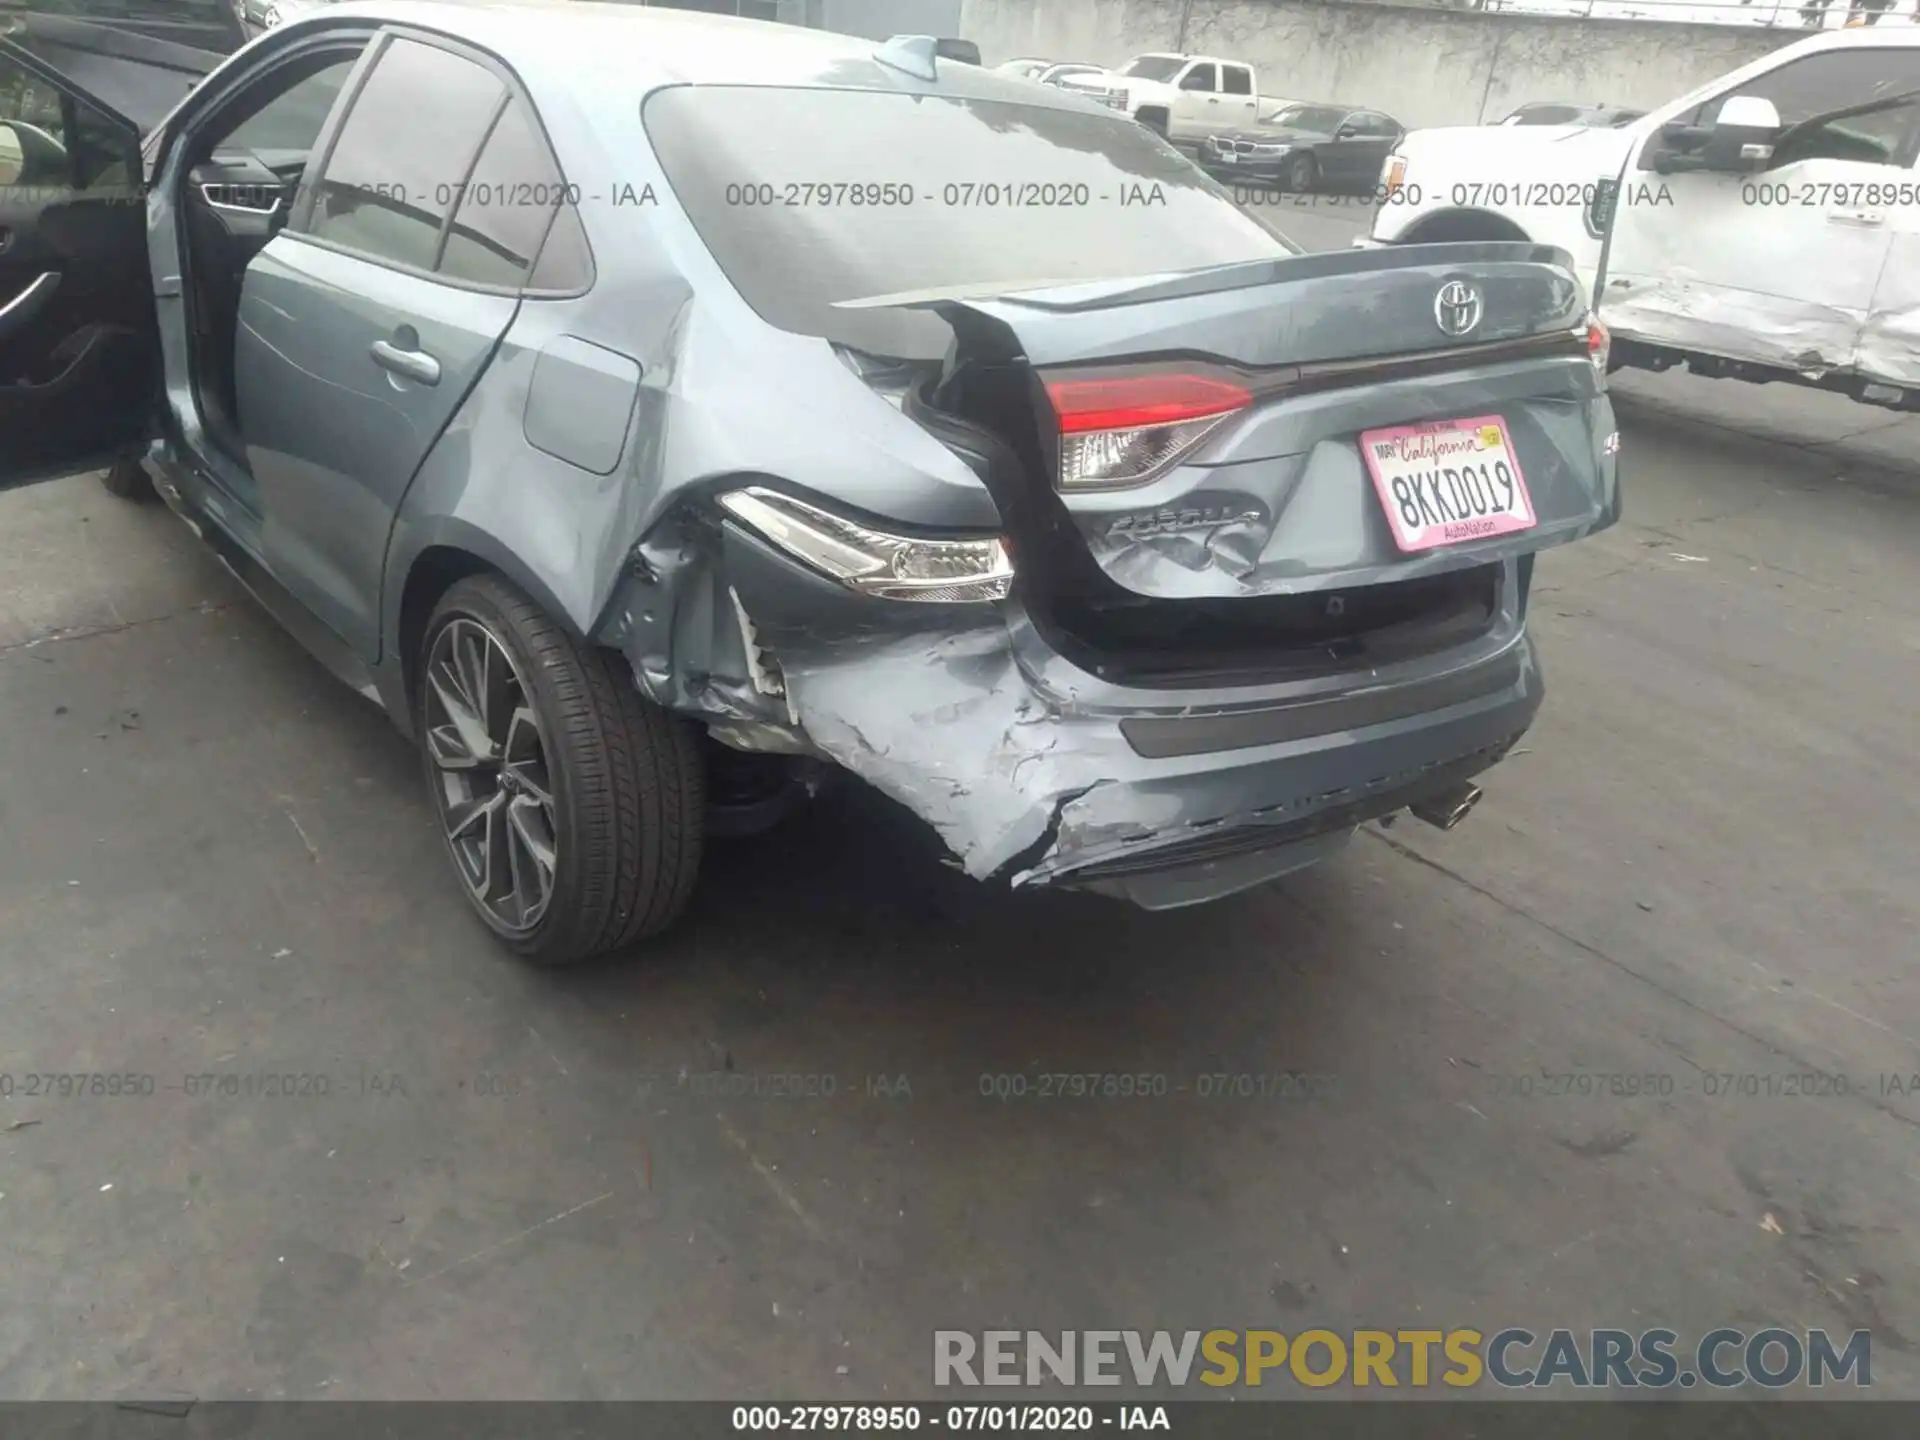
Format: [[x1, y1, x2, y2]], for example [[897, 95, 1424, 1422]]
[[1119, 652, 1524, 758]]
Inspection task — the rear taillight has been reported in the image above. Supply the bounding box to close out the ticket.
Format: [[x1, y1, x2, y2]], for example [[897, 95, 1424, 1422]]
[[1381, 152, 1407, 197], [1586, 316, 1611, 377], [1044, 371, 1253, 489]]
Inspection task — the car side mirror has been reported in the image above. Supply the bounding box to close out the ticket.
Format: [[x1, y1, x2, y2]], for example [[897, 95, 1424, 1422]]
[[1699, 94, 1783, 171], [0, 121, 23, 186], [0, 118, 72, 190], [1650, 94, 1782, 174]]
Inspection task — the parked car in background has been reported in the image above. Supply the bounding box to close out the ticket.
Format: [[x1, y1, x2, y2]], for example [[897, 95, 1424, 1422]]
[[1035, 61, 1105, 87], [989, 57, 1105, 87], [1198, 101, 1403, 192], [995, 56, 1051, 79], [1054, 52, 1261, 139], [243, 0, 341, 28], [1598, 29, 1920, 408], [1364, 27, 1920, 412], [1499, 102, 1646, 127], [2, 0, 1619, 961], [930, 37, 980, 65]]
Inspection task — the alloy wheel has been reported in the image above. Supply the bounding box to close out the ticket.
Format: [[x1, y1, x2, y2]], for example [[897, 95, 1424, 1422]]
[[422, 616, 558, 934]]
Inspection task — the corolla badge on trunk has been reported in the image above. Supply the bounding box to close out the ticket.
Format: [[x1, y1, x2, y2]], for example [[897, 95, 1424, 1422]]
[[1434, 280, 1483, 338], [1106, 504, 1265, 541]]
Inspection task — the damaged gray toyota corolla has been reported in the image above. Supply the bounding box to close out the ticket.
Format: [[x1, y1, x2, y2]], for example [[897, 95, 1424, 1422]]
[[0, 0, 1618, 963]]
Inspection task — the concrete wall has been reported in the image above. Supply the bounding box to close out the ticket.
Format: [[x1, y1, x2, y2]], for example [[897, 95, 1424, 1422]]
[[813, 0, 964, 37], [957, 0, 1794, 128], [631, 0, 963, 38]]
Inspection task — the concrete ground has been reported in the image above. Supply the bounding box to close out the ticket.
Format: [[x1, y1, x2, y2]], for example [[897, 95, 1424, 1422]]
[[2, 202, 1918, 1403]]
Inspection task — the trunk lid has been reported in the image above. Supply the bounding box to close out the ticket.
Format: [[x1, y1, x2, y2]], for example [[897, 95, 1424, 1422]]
[[877, 243, 1584, 369], [872, 243, 1619, 684]]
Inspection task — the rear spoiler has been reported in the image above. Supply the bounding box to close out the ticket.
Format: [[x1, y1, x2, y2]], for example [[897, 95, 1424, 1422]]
[[836, 244, 1578, 319], [1, 8, 243, 132], [835, 243, 1587, 372]]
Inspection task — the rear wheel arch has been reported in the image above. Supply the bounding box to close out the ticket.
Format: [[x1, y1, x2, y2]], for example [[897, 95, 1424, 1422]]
[[398, 545, 493, 705], [387, 529, 586, 711], [1400, 209, 1532, 244]]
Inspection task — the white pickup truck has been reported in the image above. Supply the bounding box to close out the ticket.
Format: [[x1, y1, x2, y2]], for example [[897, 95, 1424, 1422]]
[[1360, 28, 1920, 409], [1054, 53, 1261, 141]]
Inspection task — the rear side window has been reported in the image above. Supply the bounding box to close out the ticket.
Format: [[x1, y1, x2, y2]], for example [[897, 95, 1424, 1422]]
[[1222, 66, 1252, 96], [439, 98, 570, 288], [644, 86, 1293, 362], [306, 36, 505, 271]]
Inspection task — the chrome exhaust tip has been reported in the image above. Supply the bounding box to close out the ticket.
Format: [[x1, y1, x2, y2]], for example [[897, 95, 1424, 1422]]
[[1410, 783, 1483, 832]]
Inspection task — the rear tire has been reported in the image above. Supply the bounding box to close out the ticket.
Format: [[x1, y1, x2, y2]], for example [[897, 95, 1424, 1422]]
[[416, 573, 705, 966], [1137, 108, 1169, 138], [99, 457, 155, 502], [1283, 153, 1318, 193]]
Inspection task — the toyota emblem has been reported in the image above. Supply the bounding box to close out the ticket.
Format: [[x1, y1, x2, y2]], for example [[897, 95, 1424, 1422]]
[[1434, 280, 1484, 338]]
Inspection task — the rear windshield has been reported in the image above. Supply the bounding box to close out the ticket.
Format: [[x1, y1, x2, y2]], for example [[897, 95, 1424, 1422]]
[[643, 86, 1296, 361]]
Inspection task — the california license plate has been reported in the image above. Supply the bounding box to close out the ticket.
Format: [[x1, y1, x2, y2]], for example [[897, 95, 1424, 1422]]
[[1219, 151, 1236, 162], [1359, 415, 1537, 553]]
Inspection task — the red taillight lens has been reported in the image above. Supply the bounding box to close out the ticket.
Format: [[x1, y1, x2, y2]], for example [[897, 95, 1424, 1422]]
[[1044, 371, 1253, 489], [1586, 316, 1611, 376], [1046, 374, 1252, 434]]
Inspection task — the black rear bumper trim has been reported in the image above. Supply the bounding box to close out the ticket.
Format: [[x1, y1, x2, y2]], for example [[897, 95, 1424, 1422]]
[[1053, 732, 1524, 884], [1118, 652, 1524, 759]]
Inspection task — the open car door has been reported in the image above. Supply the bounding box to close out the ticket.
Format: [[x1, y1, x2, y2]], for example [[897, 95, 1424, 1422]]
[[0, 34, 161, 488], [1, 0, 246, 132]]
